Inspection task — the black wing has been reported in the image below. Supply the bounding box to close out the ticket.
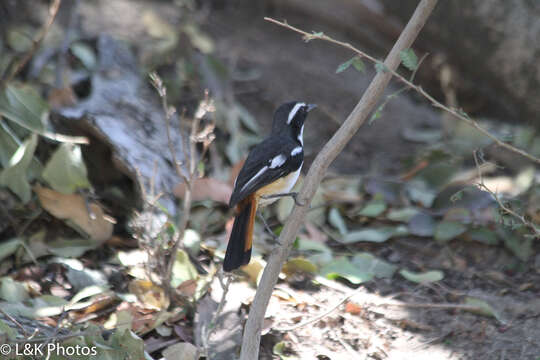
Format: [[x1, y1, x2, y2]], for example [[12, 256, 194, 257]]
[[229, 136, 303, 207]]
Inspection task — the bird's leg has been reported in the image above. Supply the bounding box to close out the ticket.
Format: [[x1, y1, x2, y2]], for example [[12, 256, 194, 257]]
[[260, 192, 305, 206], [258, 212, 281, 245]]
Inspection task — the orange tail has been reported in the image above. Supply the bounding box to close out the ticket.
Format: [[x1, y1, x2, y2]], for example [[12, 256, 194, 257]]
[[223, 194, 257, 272]]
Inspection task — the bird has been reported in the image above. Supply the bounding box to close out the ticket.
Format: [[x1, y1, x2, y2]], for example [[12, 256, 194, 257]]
[[223, 101, 317, 272]]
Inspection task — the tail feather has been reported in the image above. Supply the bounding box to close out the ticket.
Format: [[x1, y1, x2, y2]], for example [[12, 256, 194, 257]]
[[223, 195, 256, 272]]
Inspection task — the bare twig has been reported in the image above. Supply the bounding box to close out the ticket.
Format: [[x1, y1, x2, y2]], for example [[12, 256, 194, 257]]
[[377, 300, 491, 312], [332, 328, 364, 359], [1, 0, 62, 87], [149, 72, 195, 297], [275, 286, 364, 332], [264, 19, 540, 165], [149, 73, 216, 300], [0, 309, 30, 337], [239, 2, 439, 359], [473, 150, 540, 238], [202, 273, 232, 357]]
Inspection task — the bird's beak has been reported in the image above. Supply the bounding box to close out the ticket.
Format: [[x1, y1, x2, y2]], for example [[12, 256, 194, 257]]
[[306, 104, 317, 112]]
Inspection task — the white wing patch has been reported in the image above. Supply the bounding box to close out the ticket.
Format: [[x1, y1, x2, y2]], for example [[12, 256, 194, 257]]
[[287, 102, 305, 124], [240, 165, 268, 192], [291, 146, 302, 156], [297, 125, 304, 145], [269, 154, 286, 168]]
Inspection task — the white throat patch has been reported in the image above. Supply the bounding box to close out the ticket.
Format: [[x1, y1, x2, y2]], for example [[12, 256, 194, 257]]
[[287, 102, 305, 124], [298, 125, 304, 145]]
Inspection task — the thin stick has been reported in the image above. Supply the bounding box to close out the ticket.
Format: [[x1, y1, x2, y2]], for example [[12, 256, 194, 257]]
[[0, 309, 30, 337], [149, 72, 193, 296], [264, 18, 539, 165], [239, 2, 439, 359], [202, 274, 232, 357], [473, 150, 539, 238], [1, 0, 62, 87], [378, 301, 491, 312], [275, 286, 364, 332]]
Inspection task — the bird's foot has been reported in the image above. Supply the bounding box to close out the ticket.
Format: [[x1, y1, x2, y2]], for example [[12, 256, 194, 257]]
[[260, 192, 305, 206]]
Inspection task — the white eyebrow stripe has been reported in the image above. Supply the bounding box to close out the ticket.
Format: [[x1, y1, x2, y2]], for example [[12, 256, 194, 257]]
[[240, 166, 268, 192], [287, 102, 305, 124], [297, 124, 304, 145], [291, 146, 302, 156], [269, 154, 286, 168]]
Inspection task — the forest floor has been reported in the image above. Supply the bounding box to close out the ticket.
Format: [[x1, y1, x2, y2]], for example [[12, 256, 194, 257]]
[[0, 1, 538, 359]]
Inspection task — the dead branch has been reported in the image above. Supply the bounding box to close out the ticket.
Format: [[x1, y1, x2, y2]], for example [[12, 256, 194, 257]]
[[1, 0, 62, 87], [473, 150, 539, 239], [239, 1, 439, 359]]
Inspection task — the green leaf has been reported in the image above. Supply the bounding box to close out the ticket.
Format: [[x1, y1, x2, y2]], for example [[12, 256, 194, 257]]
[[336, 57, 365, 74], [0, 84, 47, 133], [406, 180, 436, 207], [0, 238, 22, 263], [465, 228, 499, 245], [42, 143, 91, 194], [342, 226, 408, 243], [502, 229, 533, 261], [408, 213, 435, 237], [368, 103, 384, 124], [296, 238, 332, 265], [6, 25, 34, 52], [0, 319, 18, 340], [0, 277, 29, 302], [401, 127, 442, 143], [329, 207, 348, 235], [0, 121, 43, 179], [434, 221, 467, 243], [352, 57, 366, 73], [0, 134, 38, 202], [351, 252, 397, 279], [464, 297, 506, 323], [47, 238, 100, 257], [336, 57, 355, 73], [358, 194, 386, 217], [399, 48, 418, 71], [387, 207, 419, 222], [399, 269, 443, 284], [71, 42, 97, 70], [171, 249, 198, 287], [283, 257, 317, 274], [375, 61, 388, 73], [320, 257, 374, 284]]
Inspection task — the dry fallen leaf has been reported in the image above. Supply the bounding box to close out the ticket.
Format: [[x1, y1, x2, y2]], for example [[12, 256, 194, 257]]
[[344, 301, 363, 315], [34, 185, 114, 243], [174, 177, 232, 204], [47, 87, 77, 110], [176, 279, 197, 297], [128, 279, 170, 310]]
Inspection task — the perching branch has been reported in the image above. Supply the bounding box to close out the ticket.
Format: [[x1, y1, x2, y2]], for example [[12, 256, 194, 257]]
[[263, 19, 540, 165], [239, 1, 439, 359]]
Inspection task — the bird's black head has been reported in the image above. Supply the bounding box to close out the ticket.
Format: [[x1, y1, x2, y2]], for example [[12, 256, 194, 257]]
[[271, 101, 317, 144]]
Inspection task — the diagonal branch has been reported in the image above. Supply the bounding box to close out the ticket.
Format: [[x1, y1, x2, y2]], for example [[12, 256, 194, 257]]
[[264, 18, 539, 165], [239, 1, 439, 359], [1, 0, 62, 87]]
